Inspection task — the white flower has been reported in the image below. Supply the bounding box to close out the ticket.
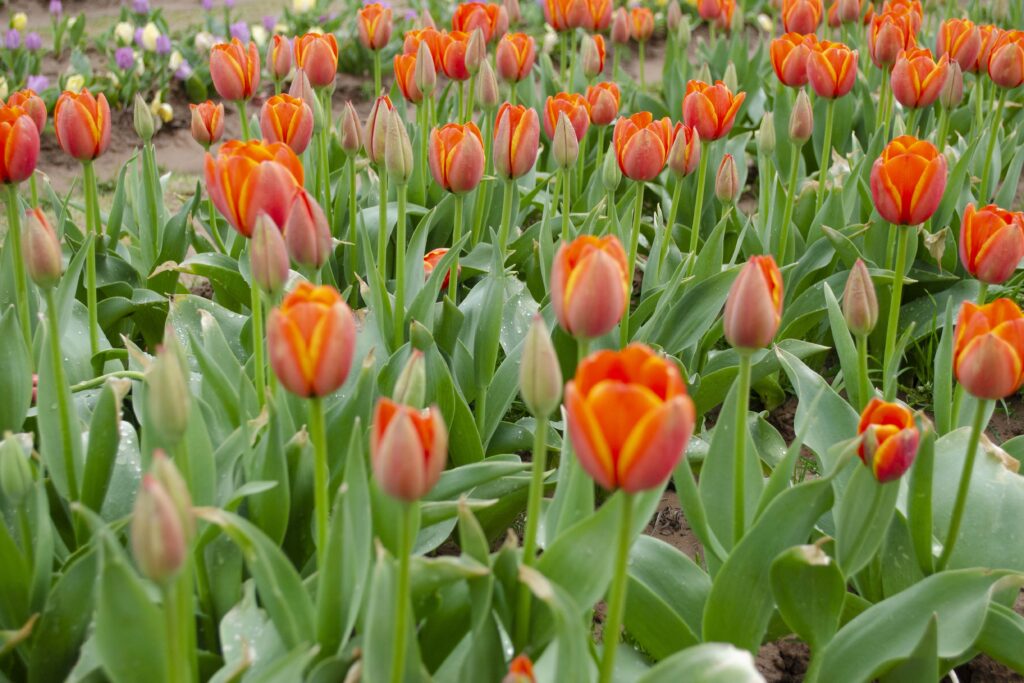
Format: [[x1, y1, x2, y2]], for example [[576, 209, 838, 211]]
[[65, 74, 85, 93], [169, 50, 183, 71], [292, 0, 315, 12], [194, 31, 215, 52], [114, 21, 135, 45], [756, 13, 773, 33], [141, 22, 160, 52], [307, 26, 324, 35], [157, 103, 173, 123], [251, 25, 268, 47], [11, 13, 28, 31], [0, 77, 8, 101]]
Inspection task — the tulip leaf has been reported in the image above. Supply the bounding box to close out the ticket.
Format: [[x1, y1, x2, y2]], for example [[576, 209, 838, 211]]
[[835, 464, 900, 577], [246, 396, 289, 545], [823, 281, 863, 409], [975, 602, 1024, 672], [0, 306, 31, 433], [215, 581, 286, 681], [520, 566, 594, 683], [180, 252, 250, 312], [363, 544, 427, 683], [426, 345, 483, 465], [79, 380, 124, 516], [36, 306, 83, 502], [635, 643, 763, 683], [933, 298, 956, 435], [639, 264, 737, 355], [878, 613, 939, 683], [770, 545, 845, 651], [26, 548, 97, 683]]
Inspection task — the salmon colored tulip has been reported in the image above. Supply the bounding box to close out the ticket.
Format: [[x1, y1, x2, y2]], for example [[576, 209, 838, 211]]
[[881, 0, 921, 27], [440, 30, 472, 81], [543, 0, 572, 31], [782, 0, 823, 35], [267, 34, 293, 81], [268, 282, 356, 398], [697, 0, 726, 21], [203, 139, 304, 236], [452, 2, 507, 41], [682, 80, 745, 142], [371, 398, 448, 502], [493, 103, 540, 179], [959, 204, 1024, 286], [567, 0, 612, 31], [807, 40, 859, 99], [283, 188, 332, 269], [613, 112, 673, 181], [954, 299, 1024, 400], [891, 48, 949, 109], [630, 7, 654, 42], [771, 33, 818, 88], [0, 105, 39, 184], [869, 135, 947, 226], [936, 19, 981, 73], [54, 89, 111, 161], [363, 95, 394, 164], [260, 94, 314, 154], [713, 0, 736, 30], [987, 30, 1024, 90], [5, 90, 46, 133], [565, 343, 696, 493], [424, 247, 457, 287], [357, 3, 393, 51], [394, 53, 423, 103], [582, 34, 606, 79], [189, 100, 225, 148], [543, 92, 591, 141], [294, 32, 339, 88], [827, 0, 862, 26], [209, 38, 261, 101], [428, 122, 485, 193], [551, 235, 629, 339], [496, 32, 536, 82], [868, 10, 916, 68], [403, 27, 446, 71], [723, 255, 783, 350], [972, 25, 1002, 74], [610, 7, 630, 44], [586, 81, 621, 126], [667, 123, 700, 177], [857, 399, 920, 482]]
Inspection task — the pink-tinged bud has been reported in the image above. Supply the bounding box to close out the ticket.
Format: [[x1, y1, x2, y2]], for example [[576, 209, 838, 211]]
[[267, 35, 293, 82], [842, 258, 878, 336], [959, 203, 1024, 286], [503, 655, 536, 683], [789, 88, 814, 144], [371, 398, 448, 502], [715, 153, 739, 203], [415, 39, 438, 97], [145, 329, 191, 446], [586, 82, 620, 126], [837, 0, 860, 23], [465, 28, 486, 75], [581, 34, 604, 79], [551, 235, 630, 339], [288, 68, 317, 114], [476, 59, 500, 110], [0, 435, 33, 507], [723, 255, 784, 350], [189, 101, 224, 149], [393, 350, 426, 408], [667, 123, 700, 177], [284, 188, 332, 270], [23, 207, 63, 290], [552, 112, 579, 169], [493, 103, 540, 179], [503, 0, 522, 25], [385, 108, 414, 184], [151, 450, 194, 540], [519, 315, 563, 418], [940, 61, 964, 109], [611, 7, 630, 45], [131, 474, 187, 583], [667, 0, 683, 30], [857, 399, 919, 482], [340, 101, 362, 156], [987, 31, 1024, 90], [363, 95, 394, 164], [250, 213, 289, 297]]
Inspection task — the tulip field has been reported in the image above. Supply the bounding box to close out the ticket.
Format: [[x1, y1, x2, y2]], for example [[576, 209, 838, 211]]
[[4, 0, 1024, 680]]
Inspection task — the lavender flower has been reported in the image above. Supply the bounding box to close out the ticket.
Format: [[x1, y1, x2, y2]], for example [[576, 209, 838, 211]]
[[131, 0, 150, 13], [134, 27, 145, 47], [201, 0, 213, 9], [229, 21, 249, 43], [5, 30, 21, 50], [24, 32, 42, 51], [26, 74, 49, 91], [49, 0, 63, 17], [225, 0, 237, 8], [262, 15, 276, 31], [403, 9, 417, 22], [156, 34, 171, 54], [115, 46, 135, 70], [174, 61, 193, 80]]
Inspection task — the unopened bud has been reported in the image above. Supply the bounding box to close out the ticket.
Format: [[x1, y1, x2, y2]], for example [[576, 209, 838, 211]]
[[696, 63, 712, 85], [476, 58, 500, 111], [284, 189, 332, 269], [519, 315, 562, 418], [790, 89, 813, 145], [552, 112, 579, 169], [667, 0, 683, 31], [385, 107, 414, 184], [581, 35, 602, 79], [288, 68, 317, 114], [419, 9, 436, 29], [940, 61, 964, 110], [611, 7, 629, 45], [715, 153, 739, 203], [151, 449, 195, 540], [503, 0, 521, 25], [340, 100, 362, 156], [131, 474, 187, 583], [394, 350, 426, 408], [250, 213, 289, 297], [134, 92, 155, 141], [415, 39, 437, 98], [676, 16, 692, 48], [842, 258, 878, 337], [668, 126, 700, 177], [837, 0, 860, 22], [0, 434, 33, 506], [409, 320, 434, 351], [757, 112, 775, 155], [723, 62, 739, 94], [145, 327, 191, 447], [466, 28, 486, 75], [602, 140, 621, 191], [23, 207, 63, 290]]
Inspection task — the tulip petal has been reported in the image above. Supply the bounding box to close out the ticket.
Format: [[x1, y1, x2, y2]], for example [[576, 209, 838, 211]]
[[565, 380, 616, 490], [617, 395, 695, 493], [564, 248, 628, 338]]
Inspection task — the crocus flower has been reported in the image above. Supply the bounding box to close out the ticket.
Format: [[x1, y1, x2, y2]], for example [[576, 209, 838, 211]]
[[551, 235, 630, 339], [954, 299, 1024, 400], [132, 0, 150, 13], [26, 75, 48, 92], [371, 398, 448, 502], [869, 135, 947, 226], [857, 399, 919, 482], [959, 204, 1024, 286], [682, 80, 745, 141]]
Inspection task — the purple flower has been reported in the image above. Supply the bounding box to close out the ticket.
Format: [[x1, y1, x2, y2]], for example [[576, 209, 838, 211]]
[[27, 74, 49, 91], [201, 0, 213, 9], [155, 34, 171, 54], [5, 30, 21, 50], [262, 14, 276, 31], [403, 9, 417, 22], [229, 21, 249, 43], [225, 0, 237, 8], [134, 27, 145, 47], [25, 32, 42, 51], [131, 0, 150, 13], [49, 0, 63, 17], [175, 61, 193, 80], [115, 46, 135, 69]]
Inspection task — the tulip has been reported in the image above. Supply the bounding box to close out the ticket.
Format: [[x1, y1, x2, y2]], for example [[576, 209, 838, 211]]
[[283, 188, 332, 270], [715, 153, 739, 204], [543, 0, 572, 31], [250, 213, 289, 297], [357, 3, 393, 50], [131, 475, 187, 583], [520, 315, 562, 419], [843, 258, 878, 337], [629, 7, 654, 42], [891, 48, 949, 110], [145, 331, 192, 447], [782, 0, 823, 34], [371, 398, 448, 502], [610, 7, 629, 45], [954, 298, 1024, 400], [340, 100, 362, 155], [428, 122, 485, 193], [723, 255, 783, 350], [789, 89, 814, 144], [0, 105, 39, 184], [807, 40, 858, 99], [209, 38, 260, 101], [414, 39, 437, 97], [496, 32, 536, 83], [385, 107, 414, 185], [204, 139, 304, 236], [294, 32, 338, 88], [682, 80, 745, 141], [543, 92, 591, 141], [959, 204, 1024, 286], [602, 144, 622, 192], [493, 103, 540, 179], [612, 112, 672, 182], [551, 112, 579, 170], [973, 25, 1002, 74], [5, 89, 46, 133], [439, 30, 471, 81], [465, 28, 487, 76], [987, 30, 1024, 90], [133, 93, 155, 142], [869, 135, 947, 226], [394, 53, 423, 103], [698, 0, 725, 21], [476, 59, 500, 110], [54, 89, 111, 161], [586, 81, 620, 127], [857, 399, 919, 482], [936, 19, 981, 73], [267, 34, 293, 82], [393, 351, 426, 408], [868, 11, 915, 69], [567, 0, 610, 31], [770, 33, 817, 88], [423, 247, 456, 288], [288, 68, 317, 112], [363, 94, 394, 165], [581, 34, 606, 80], [667, 1, 683, 31], [939, 62, 964, 110], [551, 235, 629, 339], [452, 2, 506, 41], [259, 94, 314, 154], [757, 113, 775, 157], [403, 27, 445, 71], [830, 0, 861, 24], [667, 123, 700, 178], [504, 655, 536, 683], [23, 207, 62, 290], [503, 0, 521, 25]]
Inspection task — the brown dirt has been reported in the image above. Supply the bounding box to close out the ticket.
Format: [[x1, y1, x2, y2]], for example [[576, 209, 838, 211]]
[[643, 490, 703, 563], [756, 639, 810, 683]]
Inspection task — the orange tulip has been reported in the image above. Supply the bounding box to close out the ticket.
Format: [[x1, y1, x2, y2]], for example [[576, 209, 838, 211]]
[[203, 139, 304, 236], [959, 204, 1024, 286], [260, 94, 314, 154], [667, 123, 700, 177], [682, 80, 745, 141], [189, 100, 225, 148], [713, 0, 736, 30], [394, 53, 423, 103], [782, 0, 823, 35], [697, 0, 725, 21], [954, 299, 1024, 400], [452, 2, 507, 41], [403, 27, 446, 71], [857, 399, 919, 483], [972, 25, 1002, 74], [869, 135, 947, 226], [610, 7, 630, 44], [723, 255, 783, 350], [496, 32, 536, 82], [827, 0, 862, 26], [5, 90, 46, 133], [0, 105, 39, 184], [551, 235, 629, 339], [881, 0, 921, 29], [267, 34, 293, 81], [428, 122, 485, 193], [363, 95, 394, 164], [807, 40, 859, 99], [493, 103, 540, 179], [770, 33, 818, 88], [268, 283, 356, 398], [936, 18, 981, 73], [209, 38, 261, 101], [504, 655, 536, 683], [868, 10, 916, 68], [891, 48, 949, 109], [357, 3, 393, 51], [424, 247, 457, 287], [987, 30, 1024, 90], [565, 343, 696, 492], [294, 32, 339, 88], [630, 7, 654, 42], [543, 0, 573, 31], [567, 0, 612, 31], [613, 112, 673, 181], [54, 89, 111, 161], [543, 92, 591, 141], [586, 81, 621, 126], [371, 398, 448, 502], [440, 30, 472, 81]]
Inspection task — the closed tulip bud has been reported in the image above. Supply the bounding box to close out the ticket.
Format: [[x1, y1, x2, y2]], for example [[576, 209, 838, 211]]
[[807, 40, 858, 99], [504, 656, 535, 683], [667, 123, 700, 177], [837, 0, 860, 22], [723, 62, 739, 94], [0, 434, 32, 506], [364, 95, 394, 165], [284, 188, 332, 269], [385, 108, 414, 184], [250, 212, 289, 297], [987, 31, 1024, 90], [959, 204, 1024, 286], [23, 207, 63, 290], [465, 28, 486, 75], [892, 48, 949, 110], [520, 315, 562, 418], [150, 449, 194, 540], [288, 68, 317, 113], [857, 399, 919, 482], [145, 328, 191, 446], [955, 299, 1024, 399], [757, 112, 775, 155], [613, 112, 673, 181], [842, 258, 878, 336], [393, 350, 426, 408], [493, 103, 540, 179], [586, 82, 620, 126], [476, 59, 500, 111], [581, 34, 603, 79], [552, 112, 579, 169], [189, 100, 224, 149], [210, 39, 260, 101], [503, 0, 521, 25], [131, 475, 187, 583], [415, 39, 437, 97], [133, 93, 154, 141], [371, 398, 448, 501], [723, 255, 783, 350], [267, 34, 293, 81], [552, 235, 630, 338], [340, 101, 362, 156], [602, 141, 622, 190], [294, 32, 339, 88], [667, 0, 683, 31], [789, 89, 814, 144], [715, 153, 739, 203], [676, 16, 692, 48], [611, 7, 629, 45], [940, 61, 964, 109]]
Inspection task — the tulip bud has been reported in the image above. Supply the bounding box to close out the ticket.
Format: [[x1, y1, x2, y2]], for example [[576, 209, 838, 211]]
[[284, 189, 332, 270], [385, 108, 414, 185], [723, 62, 739, 94], [151, 449, 195, 540], [340, 100, 362, 156], [602, 141, 622, 191], [837, 0, 859, 22], [667, 125, 700, 177], [250, 213, 289, 297], [415, 39, 437, 98], [131, 474, 187, 583], [581, 35, 602, 79], [757, 112, 775, 156], [676, 16, 692, 49], [667, 0, 683, 31], [364, 95, 394, 165], [696, 63, 712, 84], [789, 89, 814, 145], [393, 350, 426, 408], [723, 255, 783, 350], [476, 59, 500, 111], [23, 208, 63, 290], [940, 61, 964, 110], [842, 259, 878, 337], [519, 315, 562, 418], [465, 28, 486, 75], [0, 434, 32, 506], [133, 92, 155, 141], [288, 68, 317, 113], [409, 320, 433, 350], [145, 328, 191, 446], [371, 398, 448, 502], [503, 0, 521, 25], [611, 7, 630, 45], [715, 153, 739, 204], [419, 9, 436, 28], [552, 112, 579, 169], [503, 655, 536, 683]]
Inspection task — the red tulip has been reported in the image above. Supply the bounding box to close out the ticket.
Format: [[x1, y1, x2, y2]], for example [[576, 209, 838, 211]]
[[0, 105, 39, 184], [496, 32, 536, 82], [371, 398, 448, 502], [723, 255, 783, 350], [428, 122, 485, 193], [294, 32, 339, 88], [5, 90, 46, 133], [682, 80, 745, 141], [209, 38, 261, 101], [493, 103, 540, 179], [54, 89, 111, 161], [613, 112, 673, 182], [451, 2, 507, 41], [959, 204, 1024, 286], [868, 10, 916, 68], [869, 135, 947, 226], [543, 92, 591, 141], [543, 0, 573, 31], [403, 27, 446, 71], [807, 40, 859, 99], [424, 247, 457, 287], [857, 399, 919, 482], [770, 33, 818, 88], [954, 298, 1024, 400], [551, 235, 630, 339]]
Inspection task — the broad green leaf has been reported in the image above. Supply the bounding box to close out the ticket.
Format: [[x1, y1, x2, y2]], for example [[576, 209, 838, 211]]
[[80, 380, 125, 515], [36, 306, 83, 501], [521, 566, 593, 683], [635, 643, 764, 683], [770, 545, 845, 650], [0, 306, 31, 432], [878, 614, 939, 683], [27, 550, 98, 683], [976, 603, 1024, 672], [835, 464, 899, 577]]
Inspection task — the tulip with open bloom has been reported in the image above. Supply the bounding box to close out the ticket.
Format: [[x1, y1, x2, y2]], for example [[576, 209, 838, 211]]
[[724, 255, 783, 350], [0, 104, 39, 184], [543, 92, 591, 141], [682, 80, 745, 142], [936, 18, 981, 73], [857, 399, 919, 482], [770, 33, 817, 88], [954, 299, 1024, 400], [972, 25, 1002, 74], [987, 31, 1024, 90], [551, 235, 629, 339], [5, 90, 46, 133], [613, 112, 672, 182], [428, 122, 485, 193], [565, 343, 696, 492], [452, 2, 507, 41], [568, 0, 611, 31], [959, 204, 1024, 286], [189, 100, 224, 148], [424, 247, 457, 287], [371, 398, 448, 502], [357, 3, 393, 51], [294, 32, 339, 88], [543, 0, 572, 31], [209, 38, 260, 101], [782, 0, 823, 35], [667, 123, 700, 177], [891, 48, 950, 109], [403, 27, 445, 70], [586, 82, 620, 126], [496, 32, 536, 82], [54, 89, 111, 161], [869, 136, 947, 226], [807, 40, 859, 99], [493, 103, 540, 179], [439, 31, 472, 81], [260, 94, 314, 154]]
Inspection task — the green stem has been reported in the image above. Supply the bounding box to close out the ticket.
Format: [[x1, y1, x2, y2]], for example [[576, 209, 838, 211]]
[[856, 333, 871, 411], [620, 181, 643, 348], [880, 70, 892, 140], [29, 171, 38, 208], [250, 278, 266, 409], [394, 184, 407, 350], [143, 141, 161, 262], [466, 75, 476, 123], [638, 41, 646, 92], [882, 226, 910, 399], [348, 156, 358, 298], [373, 51, 382, 98], [595, 126, 606, 183], [977, 282, 989, 305], [449, 194, 463, 303], [514, 415, 549, 649], [70, 370, 145, 392], [560, 33, 569, 89], [687, 149, 710, 277], [979, 89, 1007, 202], [378, 167, 389, 279], [733, 351, 752, 544], [4, 184, 31, 355], [659, 176, 683, 277], [44, 288, 77, 501], [82, 161, 101, 362], [576, 130, 588, 197], [237, 100, 251, 141], [162, 582, 186, 683], [597, 492, 634, 683], [418, 101, 428, 205], [457, 82, 464, 126], [497, 178, 514, 254], [309, 396, 329, 569], [318, 90, 333, 232], [561, 168, 572, 243], [778, 142, 801, 265], [612, 45, 619, 82], [207, 195, 227, 253], [936, 399, 988, 571], [390, 502, 416, 683], [936, 106, 950, 154], [815, 99, 836, 215]]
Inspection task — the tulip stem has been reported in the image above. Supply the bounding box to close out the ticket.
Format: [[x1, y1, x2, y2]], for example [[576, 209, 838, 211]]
[[69, 370, 145, 393], [561, 168, 572, 243], [373, 51, 382, 99], [936, 399, 988, 572], [348, 156, 359, 302], [82, 161, 101, 363], [856, 333, 872, 411], [879, 70, 892, 141], [466, 75, 476, 123], [450, 194, 463, 303], [143, 141, 162, 259], [576, 130, 588, 197], [660, 176, 684, 278], [733, 350, 752, 545], [979, 89, 1006, 202], [560, 33, 569, 89], [598, 491, 634, 683], [620, 181, 644, 349], [596, 126, 606, 184], [319, 90, 334, 231], [418, 101, 429, 205], [29, 172, 38, 208], [778, 141, 801, 265], [250, 278, 266, 409], [882, 226, 910, 401], [977, 282, 988, 306], [498, 178, 514, 255], [4, 184, 31, 356], [237, 100, 251, 141], [394, 183, 408, 350], [612, 45, 620, 82], [687, 147, 710, 277], [378, 167, 389, 280], [162, 582, 187, 683], [638, 41, 646, 92], [207, 195, 228, 254], [390, 501, 416, 683], [309, 396, 330, 570], [514, 414, 549, 650], [43, 287, 78, 502], [814, 99, 836, 216], [935, 106, 950, 155]]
